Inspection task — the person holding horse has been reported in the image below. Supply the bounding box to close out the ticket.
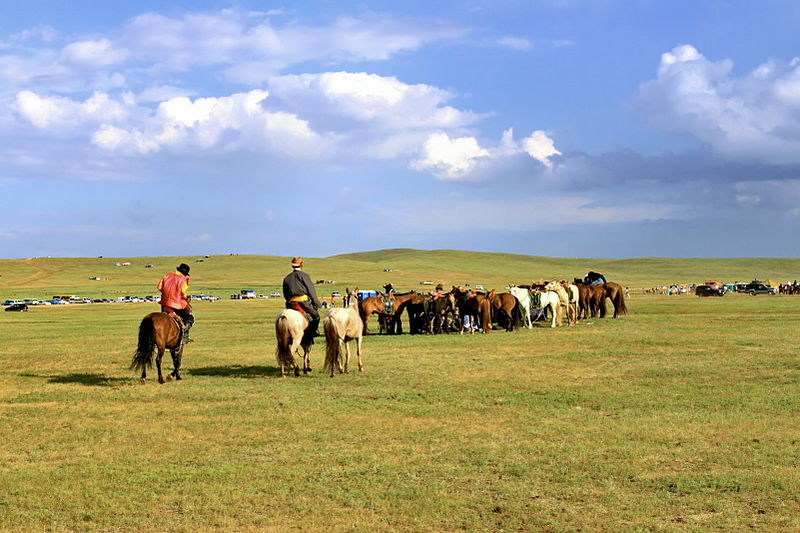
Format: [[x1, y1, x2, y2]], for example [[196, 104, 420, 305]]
[[157, 263, 194, 343], [282, 257, 322, 345]]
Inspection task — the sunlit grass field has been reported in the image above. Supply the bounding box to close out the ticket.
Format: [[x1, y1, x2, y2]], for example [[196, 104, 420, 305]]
[[1, 251, 799, 532]]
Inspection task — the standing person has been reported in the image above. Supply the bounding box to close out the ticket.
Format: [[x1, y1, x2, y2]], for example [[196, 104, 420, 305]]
[[282, 257, 322, 345], [157, 263, 195, 342]]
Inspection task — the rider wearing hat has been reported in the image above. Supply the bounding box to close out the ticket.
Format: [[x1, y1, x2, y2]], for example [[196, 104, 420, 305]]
[[157, 263, 195, 342], [282, 257, 322, 344]]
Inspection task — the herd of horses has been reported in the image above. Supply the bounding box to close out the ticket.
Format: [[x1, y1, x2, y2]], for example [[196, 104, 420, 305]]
[[131, 279, 628, 381], [357, 279, 628, 336]]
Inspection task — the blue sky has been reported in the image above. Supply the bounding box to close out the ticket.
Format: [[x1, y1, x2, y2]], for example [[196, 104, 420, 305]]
[[2, 0, 800, 258]]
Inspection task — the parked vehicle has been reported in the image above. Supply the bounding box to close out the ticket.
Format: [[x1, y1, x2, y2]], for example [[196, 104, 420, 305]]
[[696, 284, 725, 297], [2, 299, 23, 306], [5, 303, 28, 312], [744, 281, 776, 296]]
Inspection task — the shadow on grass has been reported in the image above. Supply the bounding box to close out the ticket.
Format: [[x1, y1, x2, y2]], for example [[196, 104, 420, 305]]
[[188, 365, 278, 378], [19, 373, 131, 387]]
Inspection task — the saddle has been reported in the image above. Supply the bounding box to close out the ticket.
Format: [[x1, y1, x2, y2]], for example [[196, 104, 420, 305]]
[[287, 301, 311, 321], [529, 291, 542, 308], [167, 313, 185, 347], [383, 296, 395, 314]]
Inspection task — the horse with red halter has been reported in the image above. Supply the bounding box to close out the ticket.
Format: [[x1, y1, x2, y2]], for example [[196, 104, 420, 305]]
[[131, 312, 186, 384], [358, 290, 416, 335]]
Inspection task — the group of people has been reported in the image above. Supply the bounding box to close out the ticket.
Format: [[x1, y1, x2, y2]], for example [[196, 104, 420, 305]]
[[155, 257, 322, 347]]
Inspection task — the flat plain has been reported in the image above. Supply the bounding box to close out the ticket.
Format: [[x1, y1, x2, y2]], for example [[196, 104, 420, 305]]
[[1, 250, 799, 532]]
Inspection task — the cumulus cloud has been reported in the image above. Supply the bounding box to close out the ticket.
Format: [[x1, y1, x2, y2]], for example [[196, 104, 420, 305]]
[[267, 71, 481, 130], [15, 90, 127, 129], [89, 89, 325, 156], [412, 128, 561, 180], [639, 44, 800, 165]]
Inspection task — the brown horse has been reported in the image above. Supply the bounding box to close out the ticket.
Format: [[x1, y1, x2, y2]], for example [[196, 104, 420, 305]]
[[573, 280, 606, 319], [131, 312, 185, 384], [490, 292, 521, 331], [358, 290, 416, 335], [452, 287, 492, 333], [603, 282, 628, 318]]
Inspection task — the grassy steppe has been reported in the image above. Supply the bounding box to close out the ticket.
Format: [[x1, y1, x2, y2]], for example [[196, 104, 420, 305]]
[[2, 249, 800, 300], [1, 250, 799, 532]]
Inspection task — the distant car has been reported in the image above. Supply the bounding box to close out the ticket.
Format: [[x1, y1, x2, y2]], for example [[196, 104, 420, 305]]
[[696, 284, 725, 297], [744, 282, 776, 296], [5, 303, 28, 312], [331, 291, 342, 298], [270, 291, 281, 297]]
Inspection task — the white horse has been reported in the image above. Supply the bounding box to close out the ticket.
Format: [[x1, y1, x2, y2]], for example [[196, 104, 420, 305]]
[[275, 309, 313, 377], [511, 286, 563, 328], [323, 289, 364, 377], [545, 281, 575, 326], [508, 286, 533, 329]]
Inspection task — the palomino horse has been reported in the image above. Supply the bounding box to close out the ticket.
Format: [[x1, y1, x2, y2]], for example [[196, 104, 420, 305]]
[[603, 282, 628, 318], [323, 290, 364, 377], [490, 291, 522, 332], [275, 309, 313, 377], [561, 281, 580, 323], [451, 287, 493, 334], [131, 312, 185, 384], [545, 281, 575, 326], [358, 290, 416, 335]]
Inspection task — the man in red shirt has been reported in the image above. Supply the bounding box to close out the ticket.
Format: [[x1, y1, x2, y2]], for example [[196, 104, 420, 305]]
[[157, 263, 194, 342]]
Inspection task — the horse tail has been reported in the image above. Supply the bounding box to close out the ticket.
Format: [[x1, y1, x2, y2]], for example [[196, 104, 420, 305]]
[[614, 288, 628, 317], [480, 298, 492, 333], [275, 314, 292, 368], [131, 315, 155, 371], [323, 317, 340, 374]]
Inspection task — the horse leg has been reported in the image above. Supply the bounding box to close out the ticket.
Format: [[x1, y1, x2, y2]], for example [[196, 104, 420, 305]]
[[167, 347, 180, 381], [302, 344, 312, 374], [355, 336, 364, 372], [156, 346, 166, 384], [343, 339, 351, 374]]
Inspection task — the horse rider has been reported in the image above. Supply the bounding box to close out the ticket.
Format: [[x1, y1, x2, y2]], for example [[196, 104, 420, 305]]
[[432, 283, 444, 300], [157, 262, 195, 342], [282, 257, 322, 345], [582, 271, 607, 285]]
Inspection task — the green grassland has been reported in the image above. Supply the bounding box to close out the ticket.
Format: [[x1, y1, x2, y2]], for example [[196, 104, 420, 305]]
[[1, 250, 799, 532], [2, 249, 800, 301]]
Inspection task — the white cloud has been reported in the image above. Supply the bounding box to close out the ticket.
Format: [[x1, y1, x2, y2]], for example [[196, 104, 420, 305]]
[[498, 37, 533, 51], [90, 89, 325, 155], [15, 90, 128, 129], [61, 38, 127, 67], [267, 71, 481, 130], [639, 45, 800, 165], [412, 129, 561, 180]]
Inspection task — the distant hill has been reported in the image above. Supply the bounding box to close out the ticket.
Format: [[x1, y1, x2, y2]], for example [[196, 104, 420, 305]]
[[1, 249, 798, 300]]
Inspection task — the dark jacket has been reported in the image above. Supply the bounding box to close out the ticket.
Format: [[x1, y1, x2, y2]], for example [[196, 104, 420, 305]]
[[282, 269, 321, 308]]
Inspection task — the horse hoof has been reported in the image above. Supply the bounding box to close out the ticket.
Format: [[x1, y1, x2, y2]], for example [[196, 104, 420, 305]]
[[139, 378, 146, 384], [158, 378, 165, 384], [175, 375, 182, 381], [166, 374, 173, 382]]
